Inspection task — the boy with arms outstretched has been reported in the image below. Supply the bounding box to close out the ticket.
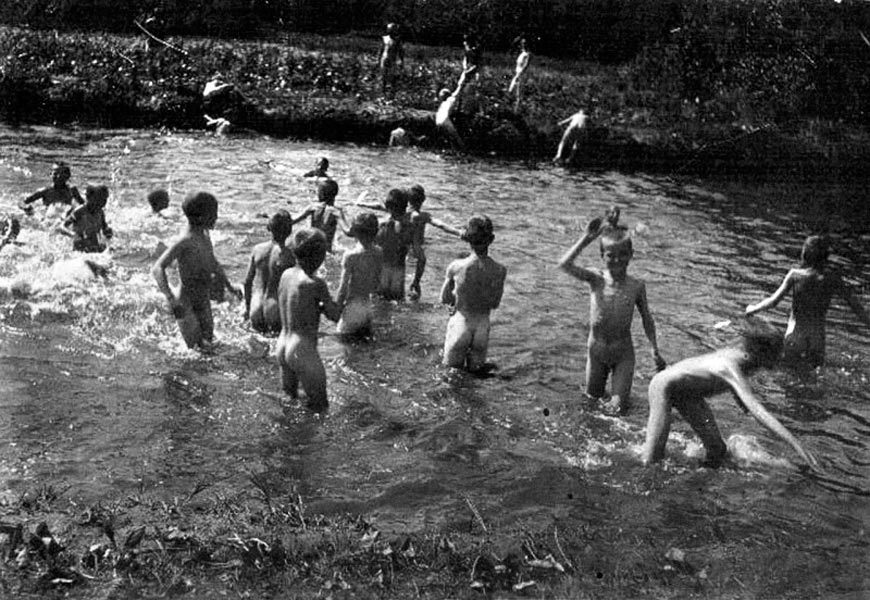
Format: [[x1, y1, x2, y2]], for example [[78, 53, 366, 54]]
[[336, 212, 383, 338], [292, 179, 347, 253], [643, 319, 819, 471], [20, 162, 83, 214], [440, 215, 507, 373], [745, 234, 870, 367], [152, 191, 242, 351], [276, 228, 342, 412], [406, 184, 462, 300], [244, 210, 295, 335], [61, 184, 114, 253], [558, 212, 665, 415]]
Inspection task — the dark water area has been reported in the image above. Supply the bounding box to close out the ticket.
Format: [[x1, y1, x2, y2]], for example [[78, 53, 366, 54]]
[[1, 126, 869, 593]]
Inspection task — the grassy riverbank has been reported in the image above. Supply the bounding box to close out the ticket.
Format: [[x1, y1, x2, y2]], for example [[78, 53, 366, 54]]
[[2, 26, 869, 178]]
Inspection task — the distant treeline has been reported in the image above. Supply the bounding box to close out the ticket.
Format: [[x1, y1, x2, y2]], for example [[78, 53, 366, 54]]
[[3, 0, 870, 125]]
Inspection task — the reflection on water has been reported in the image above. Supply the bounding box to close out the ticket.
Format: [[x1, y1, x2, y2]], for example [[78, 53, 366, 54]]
[[1, 125, 869, 578]]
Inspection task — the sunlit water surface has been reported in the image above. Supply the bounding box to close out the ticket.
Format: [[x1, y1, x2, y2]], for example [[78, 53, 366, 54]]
[[1, 126, 868, 587]]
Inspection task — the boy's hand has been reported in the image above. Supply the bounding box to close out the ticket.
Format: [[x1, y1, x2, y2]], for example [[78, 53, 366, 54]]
[[745, 304, 758, 316], [104, 227, 114, 239], [653, 351, 667, 372], [585, 217, 603, 238], [19, 202, 33, 216]]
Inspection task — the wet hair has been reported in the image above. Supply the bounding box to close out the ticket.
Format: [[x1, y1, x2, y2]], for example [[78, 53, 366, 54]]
[[291, 228, 328, 268], [407, 184, 425, 208], [800, 235, 830, 269], [85, 184, 109, 209], [182, 191, 218, 227], [348, 212, 379, 242], [384, 188, 408, 216], [268, 209, 294, 242], [317, 157, 329, 170], [741, 317, 784, 370], [317, 179, 339, 204], [461, 215, 495, 247], [147, 189, 170, 213]]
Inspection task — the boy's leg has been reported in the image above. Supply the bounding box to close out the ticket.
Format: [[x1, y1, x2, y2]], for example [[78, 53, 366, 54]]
[[585, 353, 609, 400], [604, 349, 635, 414], [466, 314, 491, 372], [175, 303, 202, 349], [443, 313, 472, 368], [196, 304, 215, 349], [410, 247, 426, 297], [280, 362, 299, 399], [642, 374, 672, 463], [297, 349, 328, 412], [673, 396, 728, 466]]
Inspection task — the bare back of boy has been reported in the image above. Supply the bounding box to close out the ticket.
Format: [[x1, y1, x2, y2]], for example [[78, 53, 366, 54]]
[[785, 267, 835, 363], [247, 241, 295, 334]]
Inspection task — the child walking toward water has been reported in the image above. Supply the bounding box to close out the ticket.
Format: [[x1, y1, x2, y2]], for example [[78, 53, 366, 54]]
[[643, 319, 819, 471], [292, 179, 347, 253], [745, 235, 870, 367], [276, 228, 342, 412], [336, 213, 383, 338], [243, 210, 295, 335], [61, 184, 114, 253], [558, 211, 666, 415], [152, 191, 242, 351], [440, 215, 507, 373]]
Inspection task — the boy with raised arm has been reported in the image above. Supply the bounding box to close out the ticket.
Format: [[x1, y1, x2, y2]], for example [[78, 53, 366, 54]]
[[406, 184, 462, 300], [435, 67, 474, 150], [243, 210, 295, 335], [336, 213, 383, 339], [558, 211, 666, 415], [276, 228, 343, 412], [19, 162, 83, 214], [292, 179, 347, 253], [643, 319, 819, 471], [61, 184, 114, 253], [745, 234, 870, 367], [440, 215, 507, 373], [152, 191, 242, 351]]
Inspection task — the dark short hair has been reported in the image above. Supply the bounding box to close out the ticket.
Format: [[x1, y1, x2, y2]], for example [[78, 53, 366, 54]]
[[348, 212, 379, 241], [292, 228, 328, 264], [801, 235, 829, 269], [86, 184, 110, 208], [408, 184, 425, 207], [384, 188, 408, 215], [317, 179, 339, 203], [182, 191, 218, 226], [147, 189, 170, 212], [268, 209, 294, 241], [461, 215, 494, 246], [741, 317, 783, 369]]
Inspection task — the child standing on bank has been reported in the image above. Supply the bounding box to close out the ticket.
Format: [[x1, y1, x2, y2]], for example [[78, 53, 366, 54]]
[[243, 210, 296, 335], [336, 212, 383, 338], [745, 234, 870, 367], [558, 213, 666, 415], [292, 179, 347, 253], [276, 228, 343, 412], [406, 184, 462, 300], [61, 184, 114, 253], [440, 215, 507, 373], [152, 191, 242, 351]]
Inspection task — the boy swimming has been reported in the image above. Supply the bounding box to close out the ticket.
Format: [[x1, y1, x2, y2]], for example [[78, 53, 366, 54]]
[[642, 319, 819, 471], [745, 234, 870, 367], [19, 162, 83, 214], [558, 212, 666, 414], [152, 191, 242, 351], [336, 212, 383, 338], [440, 215, 507, 373], [276, 228, 342, 411], [243, 210, 296, 335]]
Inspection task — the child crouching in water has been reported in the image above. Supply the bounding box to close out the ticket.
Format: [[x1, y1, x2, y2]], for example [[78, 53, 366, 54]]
[[642, 318, 819, 471], [337, 213, 383, 339], [152, 191, 242, 351], [440, 215, 507, 373], [276, 228, 342, 412]]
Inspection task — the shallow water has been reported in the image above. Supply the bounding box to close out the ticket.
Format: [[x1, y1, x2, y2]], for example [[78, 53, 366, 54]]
[[1, 125, 869, 589]]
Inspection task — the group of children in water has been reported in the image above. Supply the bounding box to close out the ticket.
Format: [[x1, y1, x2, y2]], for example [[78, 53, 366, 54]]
[[10, 158, 870, 472]]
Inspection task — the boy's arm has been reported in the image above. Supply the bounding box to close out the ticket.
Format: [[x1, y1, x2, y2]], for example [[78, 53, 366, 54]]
[[440, 263, 456, 306], [720, 364, 820, 472], [635, 282, 666, 370], [152, 240, 184, 314], [317, 279, 342, 322], [71, 186, 84, 205], [746, 271, 794, 315], [101, 212, 113, 239], [20, 189, 46, 212], [557, 218, 603, 283], [837, 277, 870, 329], [215, 263, 243, 300], [290, 207, 313, 225], [336, 253, 351, 306], [429, 216, 462, 237], [242, 252, 256, 318], [490, 265, 507, 310], [58, 210, 77, 237]]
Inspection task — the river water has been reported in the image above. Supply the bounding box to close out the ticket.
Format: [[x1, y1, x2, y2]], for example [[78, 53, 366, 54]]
[[1, 126, 868, 591]]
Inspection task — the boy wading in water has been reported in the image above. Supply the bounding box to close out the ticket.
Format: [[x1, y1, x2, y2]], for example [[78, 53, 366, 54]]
[[20, 161, 83, 214], [643, 320, 819, 471], [558, 211, 666, 415], [62, 184, 114, 253], [406, 184, 462, 300], [152, 192, 242, 351], [337, 212, 383, 339], [243, 210, 295, 335], [292, 179, 347, 253], [745, 234, 870, 367], [276, 228, 342, 412], [440, 215, 507, 373]]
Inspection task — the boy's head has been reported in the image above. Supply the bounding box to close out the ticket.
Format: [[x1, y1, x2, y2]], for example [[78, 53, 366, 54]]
[[316, 156, 329, 172], [461, 215, 495, 249], [800, 235, 829, 269], [317, 179, 339, 205], [182, 191, 218, 229], [347, 212, 379, 243], [52, 162, 71, 184], [599, 228, 633, 274], [408, 184, 425, 209], [147, 188, 170, 213], [268, 209, 294, 243], [741, 317, 784, 370], [85, 184, 109, 210], [386, 22, 398, 35], [292, 228, 328, 271], [384, 188, 408, 217]]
